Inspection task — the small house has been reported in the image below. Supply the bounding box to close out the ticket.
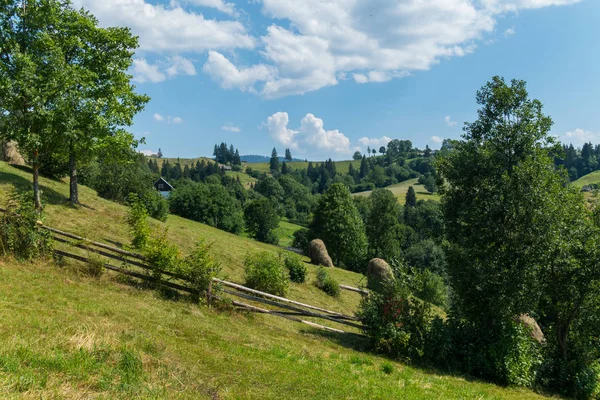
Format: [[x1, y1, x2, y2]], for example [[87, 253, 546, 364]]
[[154, 178, 173, 198], [219, 164, 232, 171], [581, 185, 593, 193]]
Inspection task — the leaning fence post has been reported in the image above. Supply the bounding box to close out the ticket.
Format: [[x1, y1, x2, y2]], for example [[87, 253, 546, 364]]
[[206, 280, 213, 306]]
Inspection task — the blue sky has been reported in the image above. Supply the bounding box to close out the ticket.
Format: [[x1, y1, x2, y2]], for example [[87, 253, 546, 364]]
[[73, 0, 599, 160]]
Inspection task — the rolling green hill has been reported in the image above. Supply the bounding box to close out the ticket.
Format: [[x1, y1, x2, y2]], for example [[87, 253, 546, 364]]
[[352, 178, 441, 205], [248, 159, 362, 174], [0, 161, 549, 399], [573, 170, 600, 188]]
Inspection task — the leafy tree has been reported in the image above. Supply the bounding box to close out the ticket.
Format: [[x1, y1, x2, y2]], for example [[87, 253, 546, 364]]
[[244, 197, 279, 244], [379, 146, 386, 154], [310, 183, 367, 271], [437, 77, 600, 393], [269, 147, 279, 172], [353, 151, 362, 160], [424, 145, 432, 157], [405, 186, 417, 208], [366, 189, 402, 261], [285, 148, 292, 161]]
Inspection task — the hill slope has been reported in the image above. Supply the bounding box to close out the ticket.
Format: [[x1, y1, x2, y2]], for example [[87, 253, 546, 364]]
[[352, 178, 441, 205], [0, 162, 550, 399], [573, 170, 600, 188]]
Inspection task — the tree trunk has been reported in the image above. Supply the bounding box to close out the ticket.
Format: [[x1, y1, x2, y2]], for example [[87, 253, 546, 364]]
[[32, 149, 41, 210], [69, 147, 79, 206]]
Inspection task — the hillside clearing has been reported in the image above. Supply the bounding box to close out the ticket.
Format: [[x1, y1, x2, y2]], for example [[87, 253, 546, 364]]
[[352, 178, 441, 205]]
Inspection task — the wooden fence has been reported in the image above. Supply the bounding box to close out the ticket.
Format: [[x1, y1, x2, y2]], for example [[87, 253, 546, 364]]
[[0, 208, 366, 335]]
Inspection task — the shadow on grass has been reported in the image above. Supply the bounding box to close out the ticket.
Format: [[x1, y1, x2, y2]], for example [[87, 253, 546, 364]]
[[0, 168, 68, 206]]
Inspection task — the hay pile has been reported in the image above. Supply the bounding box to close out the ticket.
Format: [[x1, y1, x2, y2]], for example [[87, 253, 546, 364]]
[[367, 258, 394, 291], [1, 141, 25, 165], [515, 314, 545, 344], [308, 239, 333, 267]]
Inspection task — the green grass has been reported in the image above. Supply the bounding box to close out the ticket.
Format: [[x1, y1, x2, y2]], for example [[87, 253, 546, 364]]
[[573, 170, 600, 188], [352, 178, 441, 205], [248, 159, 362, 174], [277, 219, 303, 248], [225, 170, 257, 188], [0, 161, 553, 399]]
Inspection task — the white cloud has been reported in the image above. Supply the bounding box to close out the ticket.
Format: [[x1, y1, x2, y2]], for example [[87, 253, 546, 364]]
[[431, 136, 444, 144], [221, 125, 241, 132], [154, 114, 183, 124], [203, 51, 275, 91], [265, 112, 299, 149], [132, 59, 167, 83], [185, 0, 237, 16], [445, 116, 458, 127], [300, 114, 353, 154], [139, 149, 155, 156], [358, 136, 393, 149], [353, 71, 410, 84], [71, 0, 254, 53], [562, 128, 600, 147], [166, 56, 197, 78], [504, 27, 516, 37]]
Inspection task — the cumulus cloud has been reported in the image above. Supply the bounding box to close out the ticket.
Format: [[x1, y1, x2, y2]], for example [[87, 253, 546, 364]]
[[71, 0, 254, 53], [504, 27, 516, 37], [139, 149, 156, 156], [203, 51, 275, 91], [358, 136, 393, 149], [154, 114, 183, 124], [221, 125, 241, 132], [132, 59, 167, 83], [561, 128, 600, 147], [431, 136, 444, 144], [133, 56, 196, 83], [445, 116, 458, 127], [185, 0, 237, 16], [166, 56, 197, 78], [264, 112, 299, 149]]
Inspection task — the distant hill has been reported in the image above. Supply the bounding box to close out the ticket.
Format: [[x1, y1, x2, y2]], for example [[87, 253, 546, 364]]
[[241, 154, 305, 163]]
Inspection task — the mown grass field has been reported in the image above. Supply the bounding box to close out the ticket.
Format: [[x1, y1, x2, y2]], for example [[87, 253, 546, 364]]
[[573, 170, 600, 188], [248, 159, 362, 174], [352, 178, 441, 205], [0, 161, 553, 399]]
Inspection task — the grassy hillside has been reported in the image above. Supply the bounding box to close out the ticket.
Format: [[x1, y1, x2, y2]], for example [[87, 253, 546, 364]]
[[0, 161, 552, 398], [573, 170, 600, 188], [352, 178, 441, 205], [248, 159, 362, 174]]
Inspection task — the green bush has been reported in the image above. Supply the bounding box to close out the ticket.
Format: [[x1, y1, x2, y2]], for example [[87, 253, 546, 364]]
[[176, 239, 221, 302], [0, 190, 53, 260], [291, 228, 312, 254], [284, 252, 307, 283], [126, 193, 150, 250], [413, 270, 449, 310], [143, 229, 181, 282], [315, 267, 340, 297], [138, 189, 169, 222], [357, 280, 433, 362], [244, 251, 289, 296]]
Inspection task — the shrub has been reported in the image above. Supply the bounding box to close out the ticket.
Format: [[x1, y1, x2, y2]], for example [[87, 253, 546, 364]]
[[138, 189, 169, 222], [413, 270, 449, 310], [126, 193, 150, 250], [143, 229, 181, 282], [315, 267, 340, 297], [81, 254, 105, 277], [244, 251, 289, 296], [0, 190, 53, 260], [284, 252, 307, 283], [176, 239, 221, 302], [292, 228, 312, 254], [357, 280, 433, 362]]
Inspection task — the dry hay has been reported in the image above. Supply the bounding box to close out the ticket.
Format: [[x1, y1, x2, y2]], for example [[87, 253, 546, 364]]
[[515, 314, 545, 344], [366, 258, 394, 291], [1, 140, 25, 165], [308, 239, 333, 267]]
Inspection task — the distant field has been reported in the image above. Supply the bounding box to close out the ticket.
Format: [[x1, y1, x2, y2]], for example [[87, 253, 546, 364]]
[[352, 178, 441, 205], [573, 170, 600, 188], [225, 170, 257, 188], [248, 159, 363, 174], [277, 219, 303, 248], [152, 156, 214, 168]]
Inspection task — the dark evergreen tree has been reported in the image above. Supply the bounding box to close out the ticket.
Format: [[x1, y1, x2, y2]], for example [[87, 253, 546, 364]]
[[285, 148, 292, 161], [270, 148, 280, 172], [405, 186, 417, 208]]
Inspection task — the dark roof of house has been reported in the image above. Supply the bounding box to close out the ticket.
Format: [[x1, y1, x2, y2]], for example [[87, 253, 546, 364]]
[[154, 177, 173, 190]]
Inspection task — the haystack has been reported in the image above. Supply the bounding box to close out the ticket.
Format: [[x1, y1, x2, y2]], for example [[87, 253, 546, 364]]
[[515, 314, 545, 344], [1, 141, 25, 165], [308, 239, 333, 267], [367, 258, 394, 291]]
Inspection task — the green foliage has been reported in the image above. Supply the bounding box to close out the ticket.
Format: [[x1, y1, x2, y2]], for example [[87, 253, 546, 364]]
[[0, 190, 53, 260], [169, 180, 244, 234], [357, 280, 433, 362], [137, 189, 168, 222], [176, 240, 221, 302], [284, 252, 307, 284], [244, 197, 279, 244], [405, 186, 417, 208], [81, 254, 105, 278], [366, 189, 402, 261], [244, 251, 289, 296], [403, 239, 447, 276], [315, 267, 340, 297], [143, 229, 182, 282], [126, 194, 150, 250], [291, 228, 312, 254], [310, 183, 367, 271], [412, 269, 448, 311]]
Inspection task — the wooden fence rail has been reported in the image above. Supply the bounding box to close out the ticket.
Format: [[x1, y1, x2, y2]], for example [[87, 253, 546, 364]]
[[1, 208, 365, 335]]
